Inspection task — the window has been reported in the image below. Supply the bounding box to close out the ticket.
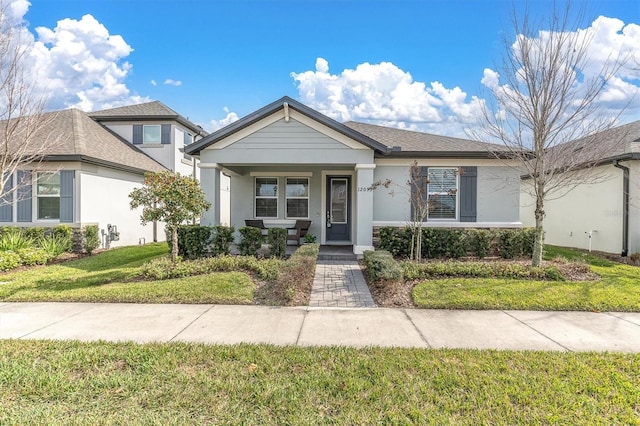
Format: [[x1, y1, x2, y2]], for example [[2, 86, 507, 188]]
[[143, 125, 161, 143], [427, 168, 458, 220], [183, 131, 193, 161], [255, 177, 278, 218], [286, 178, 309, 218], [37, 172, 60, 220]]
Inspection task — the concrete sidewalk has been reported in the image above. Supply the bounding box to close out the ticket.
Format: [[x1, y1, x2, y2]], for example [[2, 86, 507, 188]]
[[1, 302, 639, 352]]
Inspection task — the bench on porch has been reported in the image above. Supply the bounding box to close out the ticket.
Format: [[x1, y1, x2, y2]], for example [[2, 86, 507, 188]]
[[286, 220, 312, 246]]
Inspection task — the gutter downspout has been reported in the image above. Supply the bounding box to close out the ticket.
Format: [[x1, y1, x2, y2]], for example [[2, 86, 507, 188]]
[[613, 160, 629, 257]]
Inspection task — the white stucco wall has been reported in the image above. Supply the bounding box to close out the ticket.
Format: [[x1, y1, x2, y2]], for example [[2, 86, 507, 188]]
[[520, 163, 630, 254], [79, 167, 165, 248]]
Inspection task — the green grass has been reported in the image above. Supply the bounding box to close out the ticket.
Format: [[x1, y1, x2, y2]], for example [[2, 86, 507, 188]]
[[1, 340, 637, 424], [0, 243, 254, 304], [413, 245, 640, 311]]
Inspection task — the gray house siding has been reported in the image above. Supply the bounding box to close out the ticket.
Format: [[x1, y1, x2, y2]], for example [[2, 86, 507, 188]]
[[372, 165, 519, 223], [201, 118, 374, 165]]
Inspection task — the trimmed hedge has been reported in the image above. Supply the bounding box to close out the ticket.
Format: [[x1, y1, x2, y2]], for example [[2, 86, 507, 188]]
[[167, 225, 235, 259], [82, 225, 101, 254], [274, 243, 319, 305], [363, 250, 403, 281], [402, 260, 564, 281], [267, 227, 287, 258], [378, 226, 536, 259], [238, 226, 263, 256]]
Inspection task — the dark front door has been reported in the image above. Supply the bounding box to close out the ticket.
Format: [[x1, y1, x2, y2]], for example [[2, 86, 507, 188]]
[[326, 176, 351, 241]]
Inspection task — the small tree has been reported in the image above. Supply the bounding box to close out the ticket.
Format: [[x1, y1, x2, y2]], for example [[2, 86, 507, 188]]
[[129, 171, 211, 263]]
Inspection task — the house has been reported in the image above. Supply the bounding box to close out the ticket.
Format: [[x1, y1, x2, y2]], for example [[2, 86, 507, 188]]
[[0, 101, 229, 248], [185, 96, 523, 255], [520, 120, 640, 256]]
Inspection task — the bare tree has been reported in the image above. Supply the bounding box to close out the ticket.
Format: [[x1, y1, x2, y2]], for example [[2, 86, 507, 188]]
[[0, 1, 55, 203], [478, 3, 629, 266]]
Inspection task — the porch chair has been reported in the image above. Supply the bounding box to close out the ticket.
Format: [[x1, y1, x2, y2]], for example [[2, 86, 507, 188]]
[[244, 219, 268, 239], [286, 220, 312, 245]]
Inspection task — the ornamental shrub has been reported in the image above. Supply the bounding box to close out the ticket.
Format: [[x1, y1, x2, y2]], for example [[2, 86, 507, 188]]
[[238, 226, 263, 256], [275, 244, 319, 304], [0, 228, 33, 251], [267, 227, 287, 258], [521, 227, 537, 258], [23, 227, 46, 241], [468, 229, 492, 258], [16, 247, 51, 266], [498, 229, 523, 259], [0, 250, 21, 271], [38, 235, 71, 258], [52, 225, 73, 252], [212, 225, 235, 255], [401, 260, 564, 281], [82, 225, 101, 254], [363, 250, 403, 281]]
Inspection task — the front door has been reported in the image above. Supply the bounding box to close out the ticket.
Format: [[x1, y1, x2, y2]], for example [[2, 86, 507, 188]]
[[326, 176, 351, 241]]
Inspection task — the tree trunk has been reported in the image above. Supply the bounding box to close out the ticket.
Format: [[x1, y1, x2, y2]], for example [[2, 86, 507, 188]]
[[532, 195, 545, 267], [171, 226, 179, 263]]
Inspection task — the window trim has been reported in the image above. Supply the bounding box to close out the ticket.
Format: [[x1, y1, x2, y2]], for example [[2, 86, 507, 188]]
[[285, 177, 310, 219], [254, 177, 279, 219], [142, 124, 162, 144], [427, 167, 459, 221], [35, 171, 61, 221]]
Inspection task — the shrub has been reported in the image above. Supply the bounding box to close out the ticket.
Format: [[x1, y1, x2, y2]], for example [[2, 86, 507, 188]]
[[0, 229, 33, 251], [23, 227, 46, 241], [212, 225, 235, 255], [38, 235, 72, 258], [82, 225, 101, 254], [378, 227, 412, 258], [52, 225, 73, 252], [303, 233, 317, 244], [267, 227, 287, 258], [0, 250, 21, 271], [521, 227, 537, 258], [179, 225, 213, 260], [238, 226, 263, 256], [498, 229, 523, 259], [294, 243, 320, 258], [468, 229, 492, 258], [363, 250, 403, 281], [401, 260, 564, 281], [16, 247, 51, 266]]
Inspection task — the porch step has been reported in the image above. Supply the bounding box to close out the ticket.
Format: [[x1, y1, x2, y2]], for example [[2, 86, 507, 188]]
[[317, 245, 357, 261]]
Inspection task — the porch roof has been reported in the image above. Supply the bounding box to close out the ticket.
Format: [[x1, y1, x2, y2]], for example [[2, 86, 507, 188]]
[[185, 96, 391, 156]]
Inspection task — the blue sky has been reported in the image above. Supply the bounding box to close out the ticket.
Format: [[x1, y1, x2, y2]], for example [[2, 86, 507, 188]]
[[18, 0, 640, 135]]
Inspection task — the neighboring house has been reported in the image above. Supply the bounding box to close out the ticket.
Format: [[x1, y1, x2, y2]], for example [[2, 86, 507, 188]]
[[0, 101, 226, 248], [185, 96, 522, 255], [520, 120, 640, 256]]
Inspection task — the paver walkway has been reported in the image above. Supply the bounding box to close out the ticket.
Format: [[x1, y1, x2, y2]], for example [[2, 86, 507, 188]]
[[309, 260, 376, 308]]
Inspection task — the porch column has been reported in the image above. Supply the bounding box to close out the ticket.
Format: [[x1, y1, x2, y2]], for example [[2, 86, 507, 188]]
[[354, 163, 376, 255], [198, 162, 221, 225]]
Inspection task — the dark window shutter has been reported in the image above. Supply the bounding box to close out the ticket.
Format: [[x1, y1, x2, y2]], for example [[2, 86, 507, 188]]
[[161, 124, 171, 144], [411, 166, 428, 221], [17, 170, 32, 222], [459, 167, 477, 222], [0, 173, 13, 222], [133, 125, 143, 144], [60, 171, 74, 223]]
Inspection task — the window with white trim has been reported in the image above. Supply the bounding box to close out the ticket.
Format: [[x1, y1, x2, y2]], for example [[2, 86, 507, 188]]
[[143, 125, 161, 143], [427, 168, 458, 220], [255, 177, 278, 218], [285, 178, 309, 218], [36, 172, 60, 220], [183, 130, 193, 160]]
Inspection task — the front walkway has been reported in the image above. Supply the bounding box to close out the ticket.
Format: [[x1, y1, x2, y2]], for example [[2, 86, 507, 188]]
[[309, 260, 377, 308]]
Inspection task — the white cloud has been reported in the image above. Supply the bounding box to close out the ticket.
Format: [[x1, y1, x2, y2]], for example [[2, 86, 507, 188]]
[[1, 2, 147, 112], [150, 79, 157, 86], [209, 106, 239, 132], [291, 58, 484, 137], [164, 79, 182, 86]]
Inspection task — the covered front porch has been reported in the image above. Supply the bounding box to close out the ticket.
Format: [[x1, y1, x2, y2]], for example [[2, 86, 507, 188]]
[[200, 163, 377, 254]]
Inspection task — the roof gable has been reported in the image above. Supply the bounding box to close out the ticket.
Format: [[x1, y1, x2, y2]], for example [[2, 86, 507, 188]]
[[89, 100, 206, 136], [186, 96, 390, 155]]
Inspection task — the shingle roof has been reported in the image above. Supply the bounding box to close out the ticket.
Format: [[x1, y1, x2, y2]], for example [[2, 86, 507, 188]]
[[343, 121, 509, 156], [89, 100, 206, 136], [15, 109, 166, 174]]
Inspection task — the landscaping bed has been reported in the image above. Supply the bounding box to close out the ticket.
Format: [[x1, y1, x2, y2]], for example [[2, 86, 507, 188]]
[[363, 247, 640, 311]]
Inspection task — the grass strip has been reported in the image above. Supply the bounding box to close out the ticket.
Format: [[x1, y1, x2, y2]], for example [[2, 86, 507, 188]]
[[1, 340, 638, 425]]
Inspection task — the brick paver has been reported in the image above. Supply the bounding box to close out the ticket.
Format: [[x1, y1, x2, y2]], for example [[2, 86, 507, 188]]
[[309, 260, 376, 308]]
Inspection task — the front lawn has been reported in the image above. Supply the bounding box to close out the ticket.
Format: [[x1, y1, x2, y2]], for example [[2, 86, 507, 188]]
[[412, 246, 640, 311], [0, 243, 254, 304], [1, 340, 637, 424]]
